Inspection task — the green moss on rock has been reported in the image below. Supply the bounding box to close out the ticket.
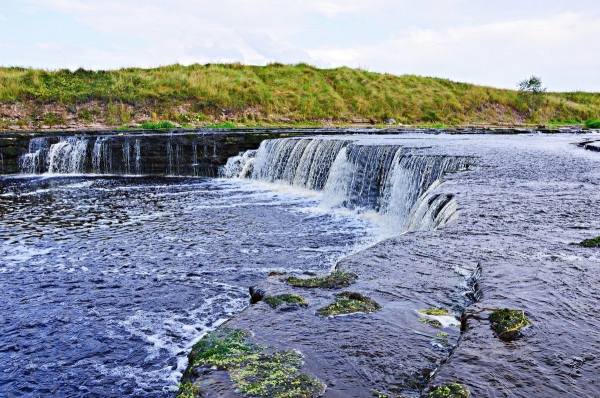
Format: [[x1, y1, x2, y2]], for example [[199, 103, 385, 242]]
[[182, 328, 325, 398], [317, 291, 381, 317], [263, 294, 309, 309], [429, 383, 470, 398], [176, 381, 202, 398], [580, 236, 600, 248], [418, 308, 449, 316], [285, 271, 358, 289], [489, 308, 530, 340], [419, 318, 443, 328]]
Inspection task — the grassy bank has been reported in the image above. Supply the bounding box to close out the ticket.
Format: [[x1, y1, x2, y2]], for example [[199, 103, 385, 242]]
[[1, 63, 599, 130]]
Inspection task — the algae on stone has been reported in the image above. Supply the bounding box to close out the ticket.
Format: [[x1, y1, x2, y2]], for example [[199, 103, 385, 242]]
[[176, 381, 202, 398], [419, 318, 443, 328], [317, 291, 381, 317], [285, 271, 358, 289], [418, 308, 450, 316], [489, 308, 530, 340], [263, 294, 309, 309], [181, 328, 325, 398], [580, 236, 600, 248], [429, 383, 470, 398]]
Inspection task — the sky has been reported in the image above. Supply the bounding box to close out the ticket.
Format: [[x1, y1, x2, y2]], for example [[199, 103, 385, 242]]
[[1, 0, 599, 91]]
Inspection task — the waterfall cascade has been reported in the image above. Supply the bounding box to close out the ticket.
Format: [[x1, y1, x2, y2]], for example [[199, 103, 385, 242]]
[[223, 138, 475, 233], [20, 137, 89, 174], [17, 133, 233, 176]]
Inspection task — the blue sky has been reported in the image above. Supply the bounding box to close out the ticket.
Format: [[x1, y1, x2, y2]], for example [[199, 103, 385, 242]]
[[1, 0, 599, 91]]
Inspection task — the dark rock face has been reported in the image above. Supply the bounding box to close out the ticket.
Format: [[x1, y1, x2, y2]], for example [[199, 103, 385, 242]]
[[1, 129, 358, 177]]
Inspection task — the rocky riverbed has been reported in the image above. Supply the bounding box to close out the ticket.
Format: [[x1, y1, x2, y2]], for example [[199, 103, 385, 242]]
[[179, 133, 600, 398]]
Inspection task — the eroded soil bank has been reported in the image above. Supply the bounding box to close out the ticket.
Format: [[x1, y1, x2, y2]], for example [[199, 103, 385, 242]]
[[180, 134, 600, 397]]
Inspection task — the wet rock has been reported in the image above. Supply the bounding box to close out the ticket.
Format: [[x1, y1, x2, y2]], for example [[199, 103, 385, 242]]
[[181, 328, 326, 398], [248, 286, 266, 304], [428, 383, 470, 397], [489, 308, 530, 340], [268, 271, 285, 276], [285, 271, 358, 289], [317, 291, 381, 317], [262, 294, 308, 309]]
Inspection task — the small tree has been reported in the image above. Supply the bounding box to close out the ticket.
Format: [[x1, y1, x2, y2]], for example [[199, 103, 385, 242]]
[[517, 75, 546, 116]]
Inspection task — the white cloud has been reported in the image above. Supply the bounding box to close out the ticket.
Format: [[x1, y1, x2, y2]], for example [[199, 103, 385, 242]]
[[309, 12, 600, 90], [7, 1, 600, 90], [0, 13, 6, 22]]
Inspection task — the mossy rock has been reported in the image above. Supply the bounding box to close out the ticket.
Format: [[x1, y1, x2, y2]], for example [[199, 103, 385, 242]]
[[182, 328, 325, 398], [317, 291, 381, 317], [418, 308, 449, 316], [580, 236, 600, 248], [263, 294, 309, 309], [176, 381, 202, 398], [419, 318, 443, 328], [489, 308, 530, 340], [285, 271, 358, 289], [429, 383, 470, 398]]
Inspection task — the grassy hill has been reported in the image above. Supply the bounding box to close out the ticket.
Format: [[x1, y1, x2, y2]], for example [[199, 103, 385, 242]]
[[1, 63, 599, 130]]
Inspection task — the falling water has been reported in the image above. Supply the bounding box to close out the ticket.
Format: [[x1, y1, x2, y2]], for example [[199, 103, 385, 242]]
[[134, 139, 141, 175], [225, 137, 475, 233], [220, 150, 257, 178], [19, 137, 49, 174], [45, 137, 89, 174], [92, 137, 105, 174], [123, 138, 132, 175]]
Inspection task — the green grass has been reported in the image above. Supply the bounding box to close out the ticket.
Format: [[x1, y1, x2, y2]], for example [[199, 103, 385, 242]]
[[1, 63, 599, 128], [140, 121, 177, 130], [206, 121, 236, 128], [584, 119, 600, 129]]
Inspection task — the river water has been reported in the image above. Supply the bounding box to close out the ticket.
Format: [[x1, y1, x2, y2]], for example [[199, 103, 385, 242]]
[[0, 176, 374, 397], [2, 132, 600, 397]]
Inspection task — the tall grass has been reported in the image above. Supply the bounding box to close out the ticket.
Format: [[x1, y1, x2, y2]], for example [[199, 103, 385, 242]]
[[0, 63, 599, 127]]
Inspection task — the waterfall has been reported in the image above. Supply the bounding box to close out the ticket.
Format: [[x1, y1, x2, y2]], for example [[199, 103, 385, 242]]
[[224, 137, 475, 233], [20, 137, 49, 174], [134, 139, 141, 175], [220, 150, 258, 178], [45, 137, 89, 174], [123, 138, 132, 175], [250, 138, 348, 190]]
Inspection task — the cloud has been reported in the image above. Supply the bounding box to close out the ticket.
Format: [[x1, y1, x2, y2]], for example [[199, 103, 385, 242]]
[[0, 13, 6, 22], [238, 31, 314, 64], [308, 12, 600, 90], [8, 1, 600, 90], [303, 0, 364, 18]]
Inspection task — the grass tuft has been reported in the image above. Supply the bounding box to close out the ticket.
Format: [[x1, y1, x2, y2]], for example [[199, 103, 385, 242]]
[[584, 119, 600, 129], [140, 121, 177, 130]]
